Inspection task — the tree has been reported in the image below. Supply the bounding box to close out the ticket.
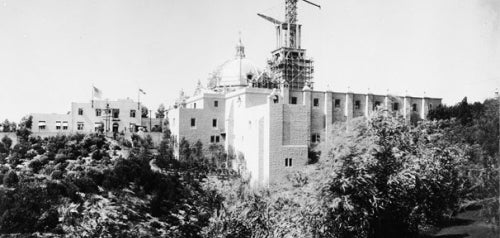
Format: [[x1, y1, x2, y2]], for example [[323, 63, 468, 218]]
[[179, 138, 191, 162], [155, 104, 166, 119], [141, 106, 149, 118], [3, 170, 19, 187], [317, 113, 469, 237], [2, 119, 11, 132], [1, 135, 12, 151], [19, 115, 33, 130]]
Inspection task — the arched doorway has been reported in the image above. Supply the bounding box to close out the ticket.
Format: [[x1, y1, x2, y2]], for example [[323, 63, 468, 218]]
[[112, 123, 119, 133]]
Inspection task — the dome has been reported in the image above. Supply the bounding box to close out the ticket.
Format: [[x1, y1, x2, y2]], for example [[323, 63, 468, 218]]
[[217, 58, 261, 87], [208, 38, 262, 88]]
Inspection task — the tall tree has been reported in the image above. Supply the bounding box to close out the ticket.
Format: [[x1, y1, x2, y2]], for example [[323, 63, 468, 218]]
[[141, 106, 149, 118], [156, 104, 166, 119]]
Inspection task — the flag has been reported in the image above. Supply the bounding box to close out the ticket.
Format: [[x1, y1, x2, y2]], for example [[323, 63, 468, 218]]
[[93, 86, 102, 99], [139, 88, 146, 95]]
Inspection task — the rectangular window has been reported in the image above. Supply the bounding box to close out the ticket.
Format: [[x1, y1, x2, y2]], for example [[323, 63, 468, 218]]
[[191, 118, 196, 128], [130, 110, 136, 118], [214, 100, 218, 107], [334, 99, 341, 108], [38, 121, 46, 130], [373, 101, 381, 110], [393, 103, 399, 111], [112, 109, 120, 118], [355, 100, 361, 110], [412, 103, 418, 112], [78, 108, 83, 115], [211, 135, 221, 143], [429, 104, 433, 110], [193, 103, 197, 109], [290, 97, 297, 104], [95, 109, 102, 117], [55, 121, 61, 130], [62, 121, 68, 130], [77, 122, 84, 130], [313, 98, 319, 107], [212, 119, 217, 128], [285, 158, 293, 167], [311, 133, 321, 143]]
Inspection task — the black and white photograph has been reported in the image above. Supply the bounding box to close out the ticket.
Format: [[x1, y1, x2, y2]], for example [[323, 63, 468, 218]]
[[0, 0, 498, 237]]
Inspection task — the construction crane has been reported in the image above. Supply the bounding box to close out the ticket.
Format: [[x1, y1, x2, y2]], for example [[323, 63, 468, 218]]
[[258, 0, 320, 49], [258, 0, 320, 25], [257, 0, 320, 90]]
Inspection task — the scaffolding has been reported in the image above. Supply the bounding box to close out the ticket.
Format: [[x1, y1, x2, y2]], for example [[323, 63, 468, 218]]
[[267, 48, 314, 90]]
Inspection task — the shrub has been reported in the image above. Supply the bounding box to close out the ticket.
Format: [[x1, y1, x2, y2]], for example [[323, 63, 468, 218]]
[[28, 159, 43, 173], [3, 170, 19, 187], [50, 170, 63, 180]]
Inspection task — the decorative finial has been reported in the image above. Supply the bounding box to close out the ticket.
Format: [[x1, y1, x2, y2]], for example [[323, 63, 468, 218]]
[[235, 31, 245, 59]]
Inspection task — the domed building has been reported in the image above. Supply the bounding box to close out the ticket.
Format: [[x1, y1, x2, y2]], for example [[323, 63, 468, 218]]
[[207, 39, 263, 89], [168, 7, 442, 187]]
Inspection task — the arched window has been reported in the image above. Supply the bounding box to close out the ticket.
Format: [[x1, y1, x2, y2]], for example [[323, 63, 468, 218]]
[[273, 95, 279, 103]]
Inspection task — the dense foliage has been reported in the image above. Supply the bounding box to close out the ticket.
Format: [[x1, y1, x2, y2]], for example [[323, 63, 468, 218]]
[[0, 131, 224, 237], [0, 97, 497, 237]]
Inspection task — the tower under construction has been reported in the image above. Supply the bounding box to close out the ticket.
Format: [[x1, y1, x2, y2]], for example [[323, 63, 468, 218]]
[[258, 0, 320, 90]]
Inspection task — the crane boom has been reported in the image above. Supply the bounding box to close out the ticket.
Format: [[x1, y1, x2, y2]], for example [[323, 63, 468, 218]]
[[302, 0, 321, 9], [257, 13, 283, 25]]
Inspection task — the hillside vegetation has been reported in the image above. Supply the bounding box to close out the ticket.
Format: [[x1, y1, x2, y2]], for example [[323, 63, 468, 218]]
[[0, 97, 497, 237]]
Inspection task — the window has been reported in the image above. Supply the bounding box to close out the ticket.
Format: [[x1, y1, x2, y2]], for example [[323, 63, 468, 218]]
[[214, 100, 219, 107], [355, 100, 361, 110], [77, 122, 84, 130], [272, 95, 279, 103], [313, 98, 319, 107], [285, 158, 293, 167], [95, 109, 102, 117], [210, 135, 221, 143], [193, 103, 197, 109], [62, 121, 68, 130], [191, 118, 196, 128], [130, 110, 136, 118], [78, 108, 83, 115], [412, 103, 418, 112], [212, 119, 217, 128], [38, 121, 46, 130], [112, 109, 120, 118], [393, 103, 399, 111], [55, 121, 61, 130], [373, 101, 381, 110], [311, 133, 321, 143], [290, 97, 297, 104], [334, 99, 341, 108], [429, 104, 433, 110]]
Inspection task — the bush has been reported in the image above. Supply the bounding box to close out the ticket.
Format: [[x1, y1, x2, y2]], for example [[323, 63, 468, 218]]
[[50, 170, 63, 180], [3, 170, 19, 187], [28, 159, 43, 173], [317, 114, 468, 237]]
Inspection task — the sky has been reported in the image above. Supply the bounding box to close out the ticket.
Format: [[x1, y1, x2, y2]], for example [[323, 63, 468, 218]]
[[0, 0, 499, 121]]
